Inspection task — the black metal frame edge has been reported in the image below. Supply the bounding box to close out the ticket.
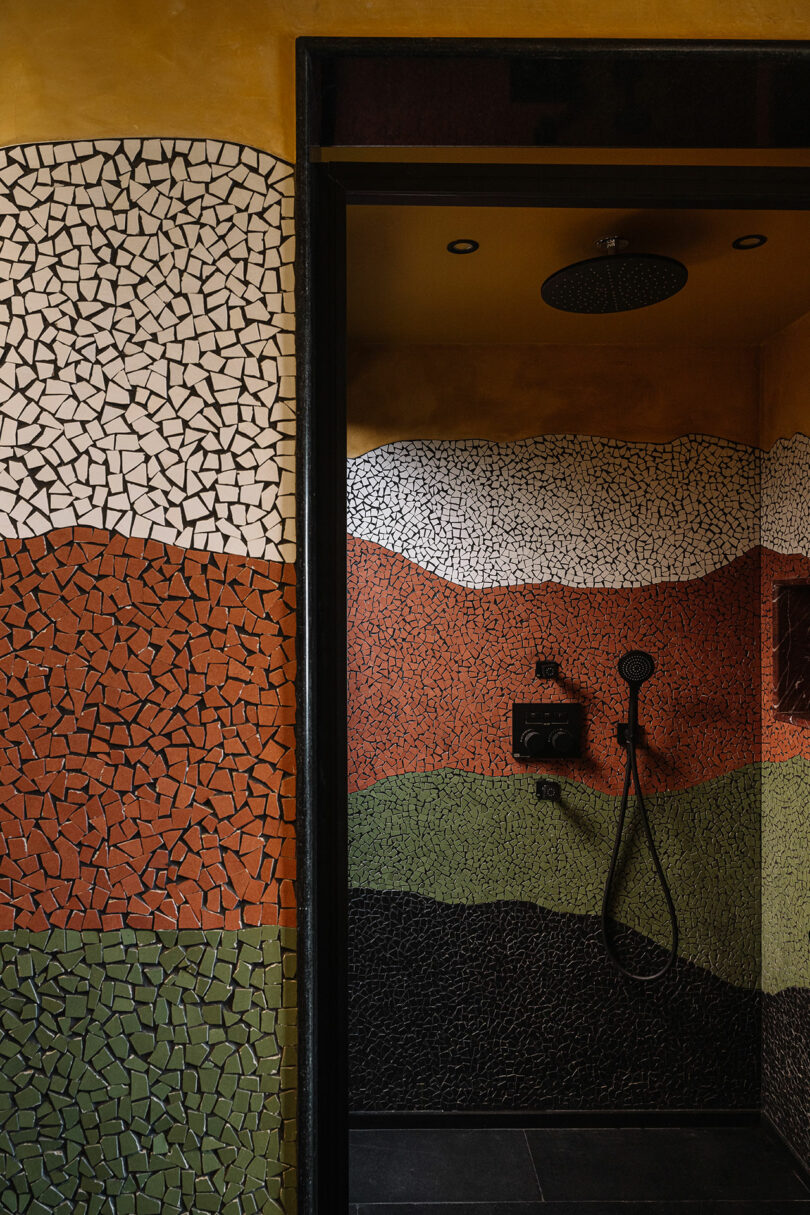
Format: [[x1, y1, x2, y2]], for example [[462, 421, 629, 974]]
[[296, 35, 810, 1215], [296, 40, 350, 1215], [300, 34, 810, 60], [319, 162, 810, 209]]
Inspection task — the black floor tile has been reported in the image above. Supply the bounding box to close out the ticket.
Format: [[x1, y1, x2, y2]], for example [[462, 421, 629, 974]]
[[525, 1128, 810, 1202], [356, 1206, 544, 1215], [356, 1205, 544, 1214], [349, 1128, 542, 1204]]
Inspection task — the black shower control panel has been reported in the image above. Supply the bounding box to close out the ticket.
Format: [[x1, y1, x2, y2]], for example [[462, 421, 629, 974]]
[[512, 702, 582, 760]]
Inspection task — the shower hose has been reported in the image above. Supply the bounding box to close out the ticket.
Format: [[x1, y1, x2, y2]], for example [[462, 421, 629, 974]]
[[600, 727, 679, 982]]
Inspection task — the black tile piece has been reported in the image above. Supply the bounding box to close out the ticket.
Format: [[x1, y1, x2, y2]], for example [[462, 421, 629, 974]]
[[525, 1128, 810, 1202], [349, 891, 760, 1112], [349, 1128, 542, 1203]]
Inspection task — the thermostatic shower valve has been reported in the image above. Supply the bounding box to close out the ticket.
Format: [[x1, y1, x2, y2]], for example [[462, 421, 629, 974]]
[[512, 703, 582, 760]]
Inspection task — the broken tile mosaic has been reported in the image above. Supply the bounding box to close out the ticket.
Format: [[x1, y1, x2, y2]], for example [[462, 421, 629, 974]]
[[0, 528, 296, 931], [346, 426, 808, 1148], [347, 535, 760, 795], [0, 925, 296, 1215], [762, 433, 810, 561], [348, 890, 760, 1113], [762, 988, 810, 1170], [761, 758, 810, 995], [0, 138, 295, 561], [347, 434, 762, 588], [348, 766, 760, 987]]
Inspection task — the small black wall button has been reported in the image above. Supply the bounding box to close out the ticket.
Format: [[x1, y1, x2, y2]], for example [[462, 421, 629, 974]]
[[535, 659, 559, 679], [536, 779, 561, 802]]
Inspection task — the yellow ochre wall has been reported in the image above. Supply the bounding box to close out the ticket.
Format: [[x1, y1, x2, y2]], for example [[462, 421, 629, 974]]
[[347, 345, 762, 455], [3, 0, 810, 164], [761, 308, 810, 446]]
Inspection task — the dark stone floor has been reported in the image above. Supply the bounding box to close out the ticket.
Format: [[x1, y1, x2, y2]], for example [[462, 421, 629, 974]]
[[350, 1126, 810, 1212]]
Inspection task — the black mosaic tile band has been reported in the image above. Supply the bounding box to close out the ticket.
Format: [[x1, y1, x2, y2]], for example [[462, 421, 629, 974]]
[[0, 927, 296, 1214], [763, 988, 810, 1171], [348, 890, 760, 1114]]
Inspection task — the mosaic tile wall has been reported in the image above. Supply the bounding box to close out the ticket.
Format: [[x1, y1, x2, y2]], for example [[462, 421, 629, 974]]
[[0, 926, 296, 1215], [347, 430, 804, 1141], [0, 139, 297, 1212], [347, 432, 810, 588], [0, 137, 295, 560], [348, 890, 760, 1111], [760, 470, 810, 1168]]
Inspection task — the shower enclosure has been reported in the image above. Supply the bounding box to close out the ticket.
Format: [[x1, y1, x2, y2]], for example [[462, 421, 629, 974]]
[[296, 39, 810, 1213]]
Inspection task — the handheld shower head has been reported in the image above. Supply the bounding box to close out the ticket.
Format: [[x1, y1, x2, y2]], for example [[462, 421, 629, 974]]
[[606, 645, 678, 982], [618, 650, 655, 687]]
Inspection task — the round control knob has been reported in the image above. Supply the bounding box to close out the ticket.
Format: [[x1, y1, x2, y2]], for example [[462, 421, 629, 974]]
[[549, 727, 575, 756], [519, 729, 545, 758]]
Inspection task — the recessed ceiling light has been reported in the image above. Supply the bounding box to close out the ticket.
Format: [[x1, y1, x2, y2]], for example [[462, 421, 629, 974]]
[[732, 234, 767, 249], [447, 238, 479, 254]]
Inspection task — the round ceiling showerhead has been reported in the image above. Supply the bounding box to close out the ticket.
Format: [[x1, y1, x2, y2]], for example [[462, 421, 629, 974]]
[[618, 650, 656, 686], [541, 237, 688, 315]]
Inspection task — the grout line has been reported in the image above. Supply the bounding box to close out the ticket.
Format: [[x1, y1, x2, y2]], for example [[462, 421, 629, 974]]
[[523, 1128, 545, 1202]]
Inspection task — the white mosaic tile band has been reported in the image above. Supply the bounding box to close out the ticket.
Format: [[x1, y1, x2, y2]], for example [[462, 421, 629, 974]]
[[0, 138, 295, 560], [762, 433, 810, 559], [347, 434, 770, 589]]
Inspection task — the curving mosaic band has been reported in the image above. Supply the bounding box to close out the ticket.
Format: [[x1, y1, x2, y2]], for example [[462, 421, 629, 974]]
[[348, 766, 760, 988], [349, 890, 760, 1113], [347, 534, 760, 795], [348, 432, 810, 589], [0, 925, 296, 1215], [347, 433, 761, 588], [0, 527, 296, 933], [761, 759, 810, 994], [0, 138, 295, 562]]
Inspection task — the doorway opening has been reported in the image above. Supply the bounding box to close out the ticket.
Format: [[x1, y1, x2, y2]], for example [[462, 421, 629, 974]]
[[296, 39, 810, 1214]]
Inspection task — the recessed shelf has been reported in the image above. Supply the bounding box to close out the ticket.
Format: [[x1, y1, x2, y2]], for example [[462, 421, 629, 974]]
[[773, 580, 810, 720]]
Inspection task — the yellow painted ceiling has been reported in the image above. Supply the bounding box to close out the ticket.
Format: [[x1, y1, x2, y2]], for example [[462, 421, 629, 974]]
[[3, 1, 810, 162], [347, 206, 810, 346]]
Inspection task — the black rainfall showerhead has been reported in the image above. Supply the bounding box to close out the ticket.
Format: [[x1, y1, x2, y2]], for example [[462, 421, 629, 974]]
[[618, 650, 656, 687], [541, 236, 688, 315]]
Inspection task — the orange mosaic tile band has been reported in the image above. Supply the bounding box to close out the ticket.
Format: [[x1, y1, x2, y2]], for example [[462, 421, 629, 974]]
[[0, 528, 296, 932]]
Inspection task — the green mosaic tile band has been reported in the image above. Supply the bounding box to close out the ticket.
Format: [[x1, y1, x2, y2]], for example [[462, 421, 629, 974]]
[[0, 927, 296, 1215], [349, 766, 761, 988], [762, 757, 810, 995]]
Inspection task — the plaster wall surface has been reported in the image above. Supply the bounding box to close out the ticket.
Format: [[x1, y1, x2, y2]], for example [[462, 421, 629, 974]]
[[3, 1, 810, 162]]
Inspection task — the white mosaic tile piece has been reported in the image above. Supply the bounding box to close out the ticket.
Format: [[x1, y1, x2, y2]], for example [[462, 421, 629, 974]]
[[0, 138, 295, 561], [347, 434, 765, 589]]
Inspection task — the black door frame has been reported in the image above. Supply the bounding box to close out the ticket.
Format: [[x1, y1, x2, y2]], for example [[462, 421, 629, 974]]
[[294, 37, 810, 1215]]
